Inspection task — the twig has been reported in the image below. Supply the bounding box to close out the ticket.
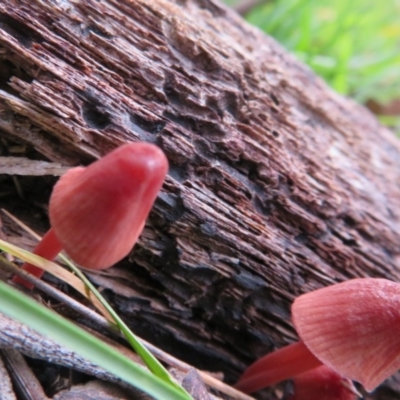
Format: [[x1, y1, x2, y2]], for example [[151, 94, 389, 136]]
[[0, 311, 127, 387]]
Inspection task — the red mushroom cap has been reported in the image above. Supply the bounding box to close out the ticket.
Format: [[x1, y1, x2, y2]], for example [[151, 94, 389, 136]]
[[292, 278, 400, 391], [49, 142, 168, 269], [289, 365, 358, 400]]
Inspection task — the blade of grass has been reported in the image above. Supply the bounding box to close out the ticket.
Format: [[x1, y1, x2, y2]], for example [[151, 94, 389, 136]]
[[60, 254, 189, 396], [332, 34, 353, 94], [294, 1, 313, 54], [0, 240, 191, 398], [0, 280, 191, 400]]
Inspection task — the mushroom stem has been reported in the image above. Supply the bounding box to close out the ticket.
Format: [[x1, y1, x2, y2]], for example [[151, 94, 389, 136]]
[[235, 341, 322, 394], [12, 228, 62, 290], [288, 365, 359, 400]]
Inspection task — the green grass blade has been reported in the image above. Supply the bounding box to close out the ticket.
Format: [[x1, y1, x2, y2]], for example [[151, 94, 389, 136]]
[[0, 280, 191, 400], [60, 255, 190, 397], [0, 240, 192, 399]]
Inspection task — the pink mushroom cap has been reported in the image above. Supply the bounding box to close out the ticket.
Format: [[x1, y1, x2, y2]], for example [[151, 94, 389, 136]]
[[49, 142, 168, 269], [292, 278, 400, 391]]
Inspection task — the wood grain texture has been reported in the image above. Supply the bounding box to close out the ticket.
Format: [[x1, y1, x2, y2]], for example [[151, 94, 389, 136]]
[[0, 0, 400, 398]]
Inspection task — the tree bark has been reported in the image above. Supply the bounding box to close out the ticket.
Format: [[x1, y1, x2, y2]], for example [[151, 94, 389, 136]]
[[1, 0, 400, 398]]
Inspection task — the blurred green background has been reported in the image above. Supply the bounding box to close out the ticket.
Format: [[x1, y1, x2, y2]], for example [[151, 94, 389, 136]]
[[224, 0, 400, 134]]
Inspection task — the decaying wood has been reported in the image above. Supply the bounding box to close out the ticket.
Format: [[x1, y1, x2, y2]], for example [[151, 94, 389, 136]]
[[0, 350, 17, 400], [1, 349, 48, 400], [0, 157, 68, 176], [1, 0, 400, 398]]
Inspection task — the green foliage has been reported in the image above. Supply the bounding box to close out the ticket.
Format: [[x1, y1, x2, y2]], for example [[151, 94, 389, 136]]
[[224, 0, 240, 5], [246, 0, 400, 105], [379, 115, 400, 133]]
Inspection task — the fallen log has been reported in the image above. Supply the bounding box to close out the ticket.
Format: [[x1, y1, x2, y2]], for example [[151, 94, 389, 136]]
[[1, 0, 400, 398]]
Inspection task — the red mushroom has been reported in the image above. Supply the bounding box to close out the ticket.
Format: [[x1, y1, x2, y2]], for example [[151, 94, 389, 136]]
[[289, 365, 358, 400], [13, 142, 168, 289], [235, 278, 400, 393]]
